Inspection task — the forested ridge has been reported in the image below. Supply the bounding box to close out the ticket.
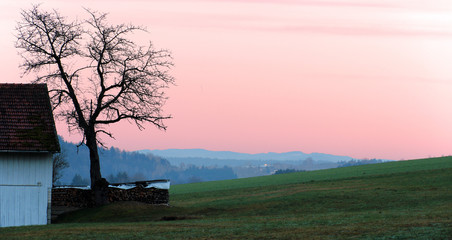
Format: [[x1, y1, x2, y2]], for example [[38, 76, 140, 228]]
[[58, 138, 237, 185]]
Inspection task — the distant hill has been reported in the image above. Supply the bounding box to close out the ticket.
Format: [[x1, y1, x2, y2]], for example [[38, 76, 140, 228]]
[[136, 149, 394, 178], [57, 140, 390, 185], [139, 148, 355, 164]]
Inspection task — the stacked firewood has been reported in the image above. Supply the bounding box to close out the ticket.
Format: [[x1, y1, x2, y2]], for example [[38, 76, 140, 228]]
[[52, 187, 169, 208], [52, 188, 92, 208], [107, 186, 169, 204]]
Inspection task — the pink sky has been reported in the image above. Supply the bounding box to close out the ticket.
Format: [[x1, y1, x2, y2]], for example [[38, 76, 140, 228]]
[[1, 0, 452, 160]]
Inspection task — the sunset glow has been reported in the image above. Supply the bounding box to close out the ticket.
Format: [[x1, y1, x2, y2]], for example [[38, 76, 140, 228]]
[[1, 0, 452, 160]]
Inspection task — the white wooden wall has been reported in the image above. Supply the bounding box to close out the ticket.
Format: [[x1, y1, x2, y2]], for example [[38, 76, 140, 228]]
[[0, 152, 53, 227]]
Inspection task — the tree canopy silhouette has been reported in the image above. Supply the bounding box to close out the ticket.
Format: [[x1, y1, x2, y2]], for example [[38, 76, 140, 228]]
[[15, 5, 175, 205]]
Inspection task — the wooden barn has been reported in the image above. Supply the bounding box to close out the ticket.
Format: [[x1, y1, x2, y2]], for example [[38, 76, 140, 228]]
[[0, 83, 60, 227]]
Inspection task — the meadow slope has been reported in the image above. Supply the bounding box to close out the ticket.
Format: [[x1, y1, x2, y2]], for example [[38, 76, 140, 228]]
[[1, 156, 451, 239]]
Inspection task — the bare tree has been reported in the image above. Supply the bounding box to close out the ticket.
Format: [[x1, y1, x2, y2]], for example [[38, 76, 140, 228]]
[[15, 5, 174, 205]]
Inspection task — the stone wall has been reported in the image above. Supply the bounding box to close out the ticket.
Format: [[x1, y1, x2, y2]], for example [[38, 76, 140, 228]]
[[52, 186, 169, 208]]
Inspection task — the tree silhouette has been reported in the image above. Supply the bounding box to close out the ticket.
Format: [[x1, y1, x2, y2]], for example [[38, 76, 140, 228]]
[[15, 5, 174, 205]]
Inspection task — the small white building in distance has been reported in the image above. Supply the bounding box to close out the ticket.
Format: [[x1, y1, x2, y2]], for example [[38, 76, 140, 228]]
[[0, 83, 60, 227]]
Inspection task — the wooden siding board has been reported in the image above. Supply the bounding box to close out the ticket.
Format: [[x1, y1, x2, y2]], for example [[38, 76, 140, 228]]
[[0, 188, 5, 226], [0, 160, 3, 183]]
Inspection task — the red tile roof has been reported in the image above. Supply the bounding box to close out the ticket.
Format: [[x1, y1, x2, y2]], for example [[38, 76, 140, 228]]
[[0, 83, 60, 152]]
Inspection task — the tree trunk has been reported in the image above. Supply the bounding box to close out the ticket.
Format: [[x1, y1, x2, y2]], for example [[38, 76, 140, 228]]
[[85, 128, 109, 206]]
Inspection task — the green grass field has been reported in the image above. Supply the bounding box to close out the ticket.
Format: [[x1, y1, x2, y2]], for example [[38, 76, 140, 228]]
[[1, 157, 451, 239]]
